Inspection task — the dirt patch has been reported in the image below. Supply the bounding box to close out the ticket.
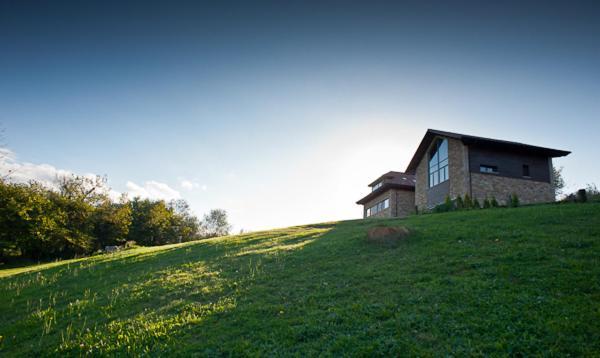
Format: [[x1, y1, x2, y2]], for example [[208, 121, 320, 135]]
[[366, 226, 411, 245]]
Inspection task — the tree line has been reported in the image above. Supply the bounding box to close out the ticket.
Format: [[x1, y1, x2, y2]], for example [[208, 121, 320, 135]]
[[0, 175, 231, 261]]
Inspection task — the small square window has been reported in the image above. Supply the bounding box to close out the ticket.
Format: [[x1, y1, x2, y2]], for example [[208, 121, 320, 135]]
[[480, 165, 498, 174]]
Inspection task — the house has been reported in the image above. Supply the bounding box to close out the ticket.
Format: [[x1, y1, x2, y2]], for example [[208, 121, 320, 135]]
[[357, 129, 570, 218], [356, 171, 416, 218]]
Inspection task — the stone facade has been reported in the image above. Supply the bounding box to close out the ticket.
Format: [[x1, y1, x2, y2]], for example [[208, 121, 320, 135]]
[[415, 137, 470, 211], [471, 173, 554, 205], [362, 189, 415, 218], [414, 151, 428, 211], [448, 137, 470, 200], [362, 191, 391, 218], [391, 189, 416, 218], [364, 129, 566, 216]]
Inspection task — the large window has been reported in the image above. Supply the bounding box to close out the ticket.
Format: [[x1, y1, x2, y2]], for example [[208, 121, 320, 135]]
[[429, 138, 449, 187], [367, 198, 390, 216]]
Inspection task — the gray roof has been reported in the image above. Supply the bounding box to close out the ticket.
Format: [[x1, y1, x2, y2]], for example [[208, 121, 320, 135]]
[[405, 129, 571, 174], [357, 171, 415, 205]]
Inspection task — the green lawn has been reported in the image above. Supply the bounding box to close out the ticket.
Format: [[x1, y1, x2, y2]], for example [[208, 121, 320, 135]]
[[1, 203, 599, 356]]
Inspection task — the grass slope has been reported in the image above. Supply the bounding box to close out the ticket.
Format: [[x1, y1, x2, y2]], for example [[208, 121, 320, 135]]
[[1, 203, 599, 356]]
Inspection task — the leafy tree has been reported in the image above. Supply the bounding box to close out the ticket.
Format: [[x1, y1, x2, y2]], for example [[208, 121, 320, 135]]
[[0, 181, 55, 259], [128, 198, 173, 246], [553, 166, 565, 198], [201, 209, 231, 238], [92, 194, 132, 249], [168, 199, 200, 243]]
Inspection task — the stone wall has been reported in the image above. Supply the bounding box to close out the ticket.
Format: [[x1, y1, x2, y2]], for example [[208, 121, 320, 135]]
[[362, 189, 415, 218], [392, 189, 416, 218], [362, 191, 391, 218], [412, 134, 556, 210], [414, 136, 470, 211], [414, 147, 429, 211], [471, 172, 554, 205], [448, 137, 470, 200]]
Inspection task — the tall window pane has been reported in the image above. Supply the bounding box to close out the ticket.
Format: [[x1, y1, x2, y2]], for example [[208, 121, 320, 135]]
[[428, 138, 449, 188]]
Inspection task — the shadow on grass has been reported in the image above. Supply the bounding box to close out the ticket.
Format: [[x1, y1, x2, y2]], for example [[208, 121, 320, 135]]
[[2, 204, 599, 356]]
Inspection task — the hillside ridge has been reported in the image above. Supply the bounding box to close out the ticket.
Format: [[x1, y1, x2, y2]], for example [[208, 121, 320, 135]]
[[1, 203, 599, 355]]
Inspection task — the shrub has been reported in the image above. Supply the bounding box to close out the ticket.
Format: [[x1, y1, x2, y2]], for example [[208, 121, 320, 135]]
[[444, 195, 454, 211], [463, 194, 473, 209], [490, 196, 499, 208], [510, 193, 520, 207], [473, 198, 481, 209], [577, 189, 587, 203], [483, 198, 491, 209], [586, 183, 600, 202], [456, 196, 464, 210]]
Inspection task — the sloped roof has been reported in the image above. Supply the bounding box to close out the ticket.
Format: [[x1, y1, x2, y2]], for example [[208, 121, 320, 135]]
[[357, 172, 415, 205], [405, 129, 571, 174]]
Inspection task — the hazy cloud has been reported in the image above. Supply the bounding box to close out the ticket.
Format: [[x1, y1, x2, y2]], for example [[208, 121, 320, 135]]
[[180, 179, 206, 191], [126, 180, 181, 201], [1, 147, 180, 202]]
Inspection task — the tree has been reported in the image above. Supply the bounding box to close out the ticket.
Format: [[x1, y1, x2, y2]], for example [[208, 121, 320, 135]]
[[92, 194, 132, 249], [553, 166, 565, 198], [168, 199, 200, 243], [128, 198, 173, 246], [201, 209, 231, 238]]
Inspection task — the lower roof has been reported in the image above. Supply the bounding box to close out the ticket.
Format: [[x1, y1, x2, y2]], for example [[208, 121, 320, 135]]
[[356, 182, 414, 205]]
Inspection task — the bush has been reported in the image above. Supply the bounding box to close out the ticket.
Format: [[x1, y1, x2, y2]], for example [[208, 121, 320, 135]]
[[586, 184, 600, 202], [456, 196, 464, 210], [463, 194, 473, 209], [510, 193, 520, 207], [444, 195, 454, 211], [490, 196, 499, 208], [483, 198, 491, 209], [473, 198, 481, 209]]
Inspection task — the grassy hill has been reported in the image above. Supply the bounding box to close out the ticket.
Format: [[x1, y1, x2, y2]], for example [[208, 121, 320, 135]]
[[1, 203, 599, 356]]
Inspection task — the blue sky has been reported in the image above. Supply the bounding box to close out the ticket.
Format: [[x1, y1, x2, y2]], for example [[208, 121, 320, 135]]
[[1, 0, 599, 230]]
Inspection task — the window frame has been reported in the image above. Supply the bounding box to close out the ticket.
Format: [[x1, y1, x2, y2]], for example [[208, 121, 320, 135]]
[[480, 165, 498, 174], [428, 138, 449, 188], [367, 198, 390, 216], [372, 182, 383, 192], [522, 164, 530, 177]]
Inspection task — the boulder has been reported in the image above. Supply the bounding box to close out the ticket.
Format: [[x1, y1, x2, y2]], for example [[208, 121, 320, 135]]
[[367, 226, 411, 244], [104, 245, 121, 253]]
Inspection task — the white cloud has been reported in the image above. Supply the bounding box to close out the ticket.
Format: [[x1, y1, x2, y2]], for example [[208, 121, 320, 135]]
[[180, 179, 197, 190], [1, 148, 86, 189], [179, 179, 207, 191], [126, 180, 181, 201], [1, 147, 181, 202]]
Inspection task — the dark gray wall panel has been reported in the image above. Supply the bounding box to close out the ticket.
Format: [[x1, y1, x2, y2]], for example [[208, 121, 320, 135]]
[[468, 145, 551, 183]]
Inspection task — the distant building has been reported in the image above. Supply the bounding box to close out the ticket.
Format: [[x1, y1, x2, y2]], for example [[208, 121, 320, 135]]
[[357, 129, 570, 218]]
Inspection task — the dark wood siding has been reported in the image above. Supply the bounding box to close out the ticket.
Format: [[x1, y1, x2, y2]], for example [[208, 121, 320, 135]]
[[468, 145, 551, 183]]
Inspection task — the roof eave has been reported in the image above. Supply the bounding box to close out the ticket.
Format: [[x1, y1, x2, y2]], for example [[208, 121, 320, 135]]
[[356, 184, 415, 205]]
